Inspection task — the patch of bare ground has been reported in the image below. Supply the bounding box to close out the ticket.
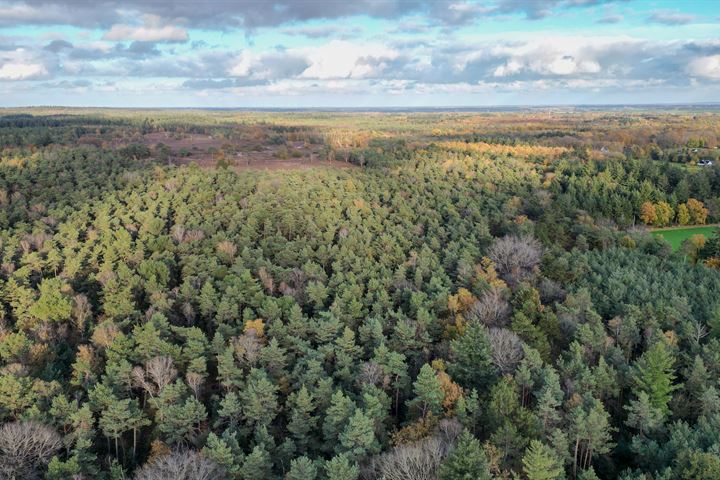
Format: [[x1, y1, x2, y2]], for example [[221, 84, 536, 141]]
[[86, 131, 357, 171]]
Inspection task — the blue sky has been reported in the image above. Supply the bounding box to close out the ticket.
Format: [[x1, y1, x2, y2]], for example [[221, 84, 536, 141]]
[[0, 0, 719, 107]]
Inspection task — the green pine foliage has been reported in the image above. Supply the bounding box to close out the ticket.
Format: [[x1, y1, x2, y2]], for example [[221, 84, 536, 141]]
[[2, 110, 720, 479]]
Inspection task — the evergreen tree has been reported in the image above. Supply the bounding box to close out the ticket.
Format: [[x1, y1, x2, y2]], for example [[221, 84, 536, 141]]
[[338, 410, 378, 460], [286, 456, 317, 480], [407, 363, 444, 417], [625, 392, 664, 437], [632, 341, 681, 416], [287, 385, 317, 453], [522, 440, 565, 480], [324, 454, 360, 480], [323, 390, 356, 450], [241, 445, 273, 480], [438, 430, 492, 480], [448, 322, 496, 391], [240, 368, 279, 428]]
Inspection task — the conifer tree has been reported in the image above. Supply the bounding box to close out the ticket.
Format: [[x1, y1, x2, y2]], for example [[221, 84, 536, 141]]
[[522, 440, 565, 480], [632, 341, 680, 416], [438, 430, 492, 480], [287, 385, 317, 453], [448, 322, 495, 391], [407, 363, 444, 417]]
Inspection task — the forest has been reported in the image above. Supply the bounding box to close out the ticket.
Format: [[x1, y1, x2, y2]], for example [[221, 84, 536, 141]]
[[1, 108, 720, 480]]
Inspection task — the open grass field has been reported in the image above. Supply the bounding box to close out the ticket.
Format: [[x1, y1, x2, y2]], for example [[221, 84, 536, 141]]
[[652, 225, 719, 250]]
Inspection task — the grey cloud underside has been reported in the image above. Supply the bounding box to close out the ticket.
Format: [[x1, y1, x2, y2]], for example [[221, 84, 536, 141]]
[[280, 25, 364, 39], [1, 0, 630, 28], [648, 10, 697, 26], [16, 37, 720, 88], [596, 14, 622, 24]]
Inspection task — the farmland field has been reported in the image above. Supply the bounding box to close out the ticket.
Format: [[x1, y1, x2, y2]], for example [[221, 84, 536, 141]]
[[652, 225, 719, 250]]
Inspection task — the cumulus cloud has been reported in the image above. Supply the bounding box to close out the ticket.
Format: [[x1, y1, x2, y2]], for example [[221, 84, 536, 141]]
[[490, 40, 604, 77], [0, 61, 47, 79], [227, 41, 398, 81], [103, 15, 188, 42], [0, 1, 717, 103], [299, 41, 399, 79], [0, 47, 49, 80], [687, 55, 720, 80]]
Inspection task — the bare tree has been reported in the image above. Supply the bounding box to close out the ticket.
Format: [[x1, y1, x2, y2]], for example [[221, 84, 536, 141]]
[[171, 224, 186, 243], [368, 436, 448, 480], [488, 328, 525, 374], [487, 234, 542, 285], [0, 421, 63, 480], [72, 294, 92, 334], [186, 372, 204, 399], [465, 287, 510, 327], [258, 266, 275, 294], [146, 356, 177, 391], [365, 418, 462, 480], [233, 331, 261, 368], [132, 356, 177, 398], [133, 449, 225, 480], [358, 361, 384, 387]]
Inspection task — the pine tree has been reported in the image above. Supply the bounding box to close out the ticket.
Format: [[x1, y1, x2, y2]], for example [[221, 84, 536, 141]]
[[99, 397, 134, 460], [535, 368, 562, 431], [240, 368, 279, 428], [625, 391, 664, 437], [571, 399, 614, 476], [437, 430, 492, 480], [156, 396, 206, 445], [632, 341, 680, 415], [448, 322, 495, 391], [324, 454, 360, 480], [522, 440, 565, 480], [203, 431, 244, 477], [407, 363, 444, 418], [373, 343, 408, 416], [323, 390, 356, 451], [287, 385, 317, 453], [240, 445, 272, 480], [338, 410, 377, 460], [286, 456, 317, 480]]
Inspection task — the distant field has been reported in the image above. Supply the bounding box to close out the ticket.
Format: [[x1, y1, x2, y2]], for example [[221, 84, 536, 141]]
[[652, 225, 719, 250]]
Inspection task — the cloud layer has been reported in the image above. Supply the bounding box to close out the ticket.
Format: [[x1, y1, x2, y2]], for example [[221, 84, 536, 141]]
[[0, 0, 719, 106]]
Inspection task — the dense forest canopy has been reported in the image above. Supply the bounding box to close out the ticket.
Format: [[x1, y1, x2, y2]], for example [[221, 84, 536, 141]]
[[1, 109, 720, 479]]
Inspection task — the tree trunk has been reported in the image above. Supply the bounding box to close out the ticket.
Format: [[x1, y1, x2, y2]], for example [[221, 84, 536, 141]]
[[573, 437, 580, 478]]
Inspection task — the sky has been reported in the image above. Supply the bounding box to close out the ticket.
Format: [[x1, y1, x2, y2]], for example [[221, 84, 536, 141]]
[[0, 0, 719, 107]]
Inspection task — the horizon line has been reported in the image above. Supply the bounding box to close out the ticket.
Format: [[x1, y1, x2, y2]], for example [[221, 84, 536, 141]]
[[2, 102, 720, 112]]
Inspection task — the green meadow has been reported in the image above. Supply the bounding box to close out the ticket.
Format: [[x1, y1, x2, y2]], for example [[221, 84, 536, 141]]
[[652, 225, 719, 250]]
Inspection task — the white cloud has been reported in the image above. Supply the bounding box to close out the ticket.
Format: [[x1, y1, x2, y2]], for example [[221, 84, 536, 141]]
[[687, 55, 720, 80], [0, 48, 49, 80], [228, 51, 256, 77], [228, 40, 399, 81], [0, 62, 48, 80], [299, 40, 399, 79], [489, 37, 625, 78], [103, 15, 188, 42]]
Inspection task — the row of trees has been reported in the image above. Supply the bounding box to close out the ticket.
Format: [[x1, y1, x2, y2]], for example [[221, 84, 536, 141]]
[[639, 198, 709, 227]]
